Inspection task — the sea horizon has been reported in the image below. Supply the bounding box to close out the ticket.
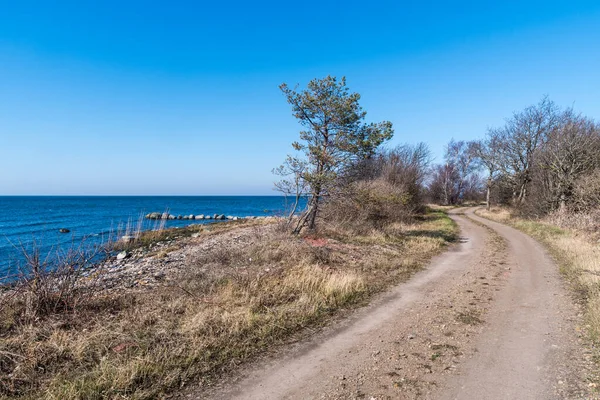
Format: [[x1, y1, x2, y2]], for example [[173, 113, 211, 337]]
[[0, 195, 306, 276]]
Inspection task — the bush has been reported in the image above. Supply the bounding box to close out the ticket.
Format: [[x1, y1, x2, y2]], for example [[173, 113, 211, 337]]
[[322, 178, 415, 232], [572, 169, 600, 212], [321, 144, 430, 232], [1, 242, 107, 324]]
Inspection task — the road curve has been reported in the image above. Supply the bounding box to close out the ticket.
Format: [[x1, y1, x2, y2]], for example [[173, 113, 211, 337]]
[[438, 208, 582, 400], [191, 207, 585, 400]]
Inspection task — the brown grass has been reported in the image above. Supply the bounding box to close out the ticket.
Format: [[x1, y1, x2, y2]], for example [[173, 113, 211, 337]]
[[0, 210, 456, 399]]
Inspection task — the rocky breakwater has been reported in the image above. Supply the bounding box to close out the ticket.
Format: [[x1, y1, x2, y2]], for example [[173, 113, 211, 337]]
[[145, 212, 243, 221]]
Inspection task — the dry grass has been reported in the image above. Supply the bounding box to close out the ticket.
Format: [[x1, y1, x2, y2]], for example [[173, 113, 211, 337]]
[[0, 210, 456, 399]]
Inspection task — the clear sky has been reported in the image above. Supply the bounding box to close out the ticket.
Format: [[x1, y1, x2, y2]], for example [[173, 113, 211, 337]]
[[1, 1, 599, 195]]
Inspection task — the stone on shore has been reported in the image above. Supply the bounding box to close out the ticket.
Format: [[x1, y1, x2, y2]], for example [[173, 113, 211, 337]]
[[116, 251, 129, 260], [121, 235, 137, 243]]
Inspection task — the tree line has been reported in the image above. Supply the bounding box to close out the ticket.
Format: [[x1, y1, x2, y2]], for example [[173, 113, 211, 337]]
[[276, 77, 600, 233], [429, 96, 600, 216]]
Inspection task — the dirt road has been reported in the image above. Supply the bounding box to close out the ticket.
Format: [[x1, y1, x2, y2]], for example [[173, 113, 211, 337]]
[[196, 208, 591, 399]]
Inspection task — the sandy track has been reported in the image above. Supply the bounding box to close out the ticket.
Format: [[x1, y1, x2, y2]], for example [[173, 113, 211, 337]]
[[438, 208, 588, 400], [191, 208, 590, 400]]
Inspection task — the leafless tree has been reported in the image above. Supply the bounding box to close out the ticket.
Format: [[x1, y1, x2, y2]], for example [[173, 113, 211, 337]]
[[273, 155, 309, 228], [494, 96, 561, 204], [428, 140, 481, 205], [535, 111, 600, 210], [471, 130, 502, 210]]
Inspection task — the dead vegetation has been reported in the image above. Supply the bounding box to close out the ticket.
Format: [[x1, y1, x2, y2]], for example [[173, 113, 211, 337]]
[[0, 209, 457, 399]]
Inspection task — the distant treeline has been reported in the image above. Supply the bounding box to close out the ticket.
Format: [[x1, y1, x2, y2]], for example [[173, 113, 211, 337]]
[[277, 80, 599, 228]]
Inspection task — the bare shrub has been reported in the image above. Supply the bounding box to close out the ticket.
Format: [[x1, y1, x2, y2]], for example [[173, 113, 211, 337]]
[[323, 178, 413, 233], [0, 239, 108, 324], [324, 144, 431, 233], [572, 169, 600, 213]]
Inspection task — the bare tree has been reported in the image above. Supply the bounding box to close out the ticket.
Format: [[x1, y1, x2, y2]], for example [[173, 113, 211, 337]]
[[428, 140, 481, 205], [536, 111, 600, 210], [495, 96, 561, 204], [273, 156, 309, 228], [471, 130, 502, 210]]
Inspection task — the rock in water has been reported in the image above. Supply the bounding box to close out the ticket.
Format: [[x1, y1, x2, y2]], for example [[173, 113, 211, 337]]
[[59, 228, 70, 233]]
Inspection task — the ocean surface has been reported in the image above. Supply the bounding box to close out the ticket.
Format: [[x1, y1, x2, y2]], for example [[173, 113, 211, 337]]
[[0, 196, 303, 277]]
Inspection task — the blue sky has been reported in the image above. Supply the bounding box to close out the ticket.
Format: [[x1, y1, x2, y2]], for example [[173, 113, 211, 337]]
[[1, 1, 599, 195]]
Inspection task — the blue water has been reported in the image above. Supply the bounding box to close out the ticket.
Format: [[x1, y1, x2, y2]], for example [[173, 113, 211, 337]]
[[0, 196, 303, 277]]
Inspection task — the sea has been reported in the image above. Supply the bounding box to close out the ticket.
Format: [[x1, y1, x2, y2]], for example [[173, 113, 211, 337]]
[[0, 196, 304, 278]]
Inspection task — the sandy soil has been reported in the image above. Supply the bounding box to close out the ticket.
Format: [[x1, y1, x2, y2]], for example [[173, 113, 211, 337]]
[[185, 208, 594, 400]]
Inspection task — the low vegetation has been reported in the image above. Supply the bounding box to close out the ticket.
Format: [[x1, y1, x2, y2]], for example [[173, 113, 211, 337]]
[[0, 209, 456, 399]]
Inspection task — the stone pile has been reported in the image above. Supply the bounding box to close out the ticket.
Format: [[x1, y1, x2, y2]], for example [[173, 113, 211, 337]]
[[145, 212, 243, 221]]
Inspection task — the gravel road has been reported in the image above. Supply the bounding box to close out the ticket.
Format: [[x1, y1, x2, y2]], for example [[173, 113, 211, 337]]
[[193, 208, 593, 400]]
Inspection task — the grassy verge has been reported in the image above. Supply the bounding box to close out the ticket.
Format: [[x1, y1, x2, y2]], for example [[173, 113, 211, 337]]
[[0, 209, 457, 399], [476, 207, 600, 380]]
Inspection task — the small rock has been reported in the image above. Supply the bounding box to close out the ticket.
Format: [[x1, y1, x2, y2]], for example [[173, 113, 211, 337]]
[[116, 251, 129, 260], [121, 235, 136, 243], [59, 228, 70, 233]]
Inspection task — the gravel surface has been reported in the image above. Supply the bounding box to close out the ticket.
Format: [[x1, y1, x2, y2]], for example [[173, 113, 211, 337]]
[[188, 208, 595, 400]]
